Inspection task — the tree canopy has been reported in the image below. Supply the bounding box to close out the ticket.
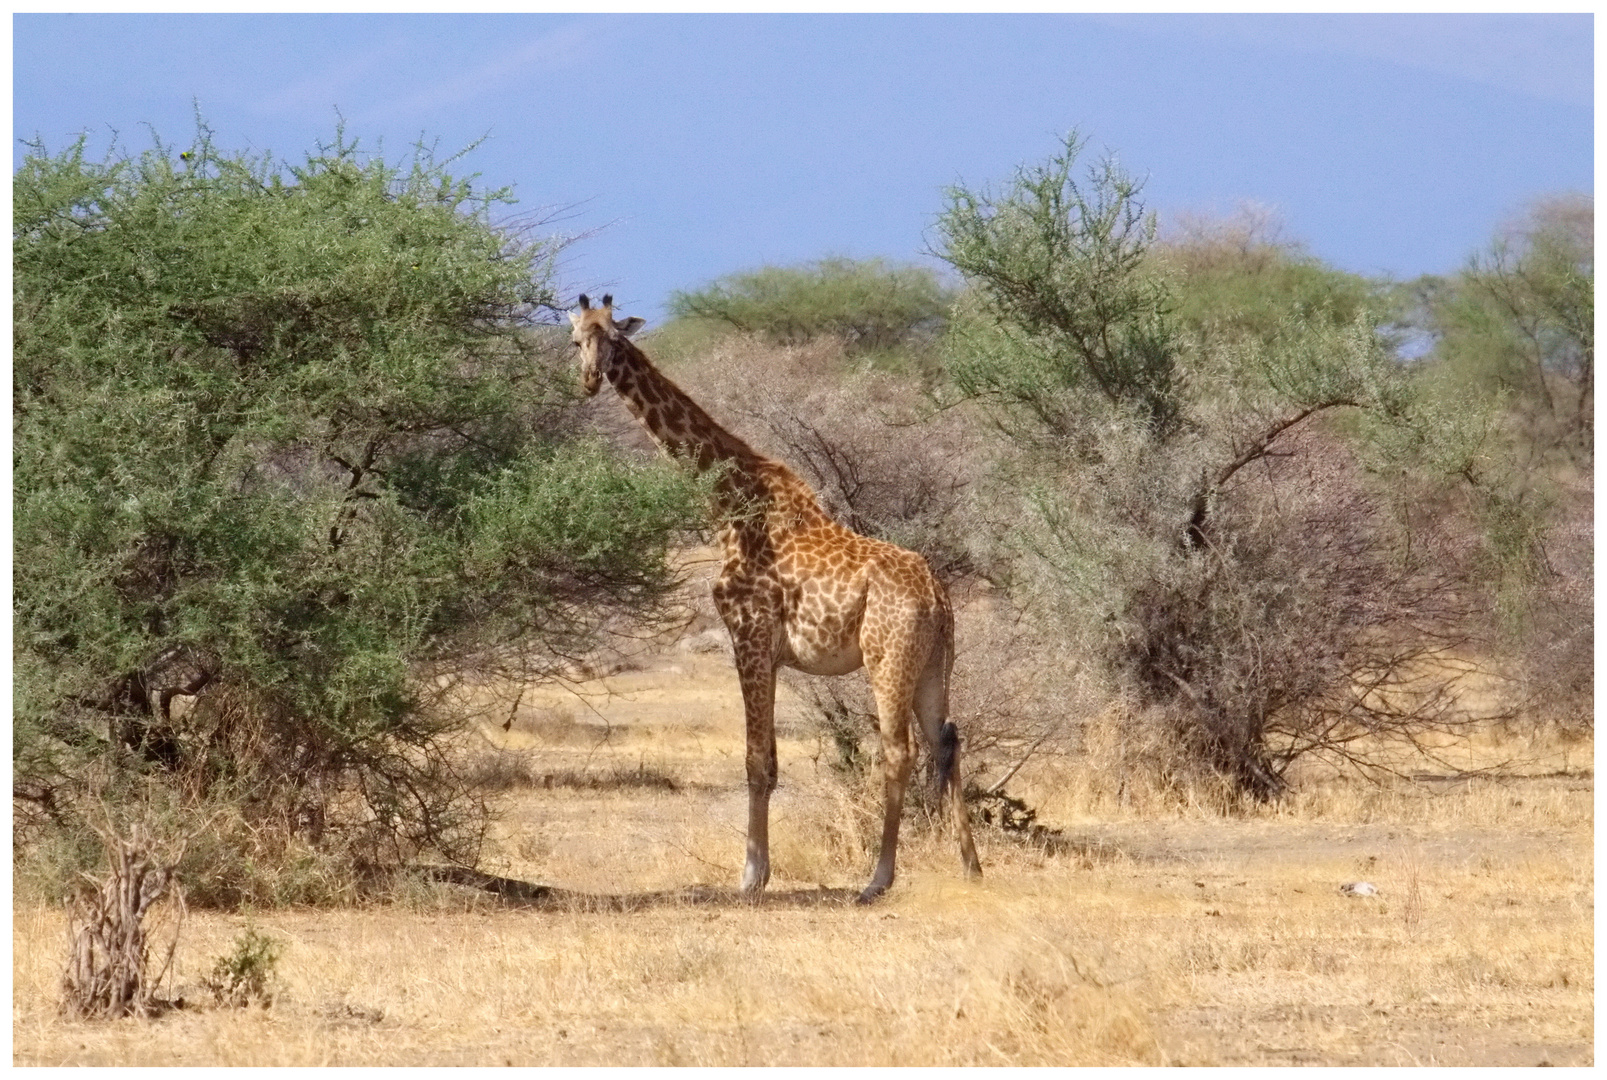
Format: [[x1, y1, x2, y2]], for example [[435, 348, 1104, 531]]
[[13, 127, 704, 895]]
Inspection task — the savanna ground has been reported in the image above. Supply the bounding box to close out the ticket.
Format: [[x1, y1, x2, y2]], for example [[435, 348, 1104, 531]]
[[13, 582, 1592, 1067]]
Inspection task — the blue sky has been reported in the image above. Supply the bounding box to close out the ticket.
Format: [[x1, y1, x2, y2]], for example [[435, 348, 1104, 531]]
[[12, 13, 1594, 325]]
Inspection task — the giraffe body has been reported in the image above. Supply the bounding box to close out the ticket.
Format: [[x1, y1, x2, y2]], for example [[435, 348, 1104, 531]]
[[570, 295, 981, 901]]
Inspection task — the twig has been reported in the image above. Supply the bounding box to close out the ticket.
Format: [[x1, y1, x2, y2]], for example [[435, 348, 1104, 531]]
[[984, 726, 1055, 795]]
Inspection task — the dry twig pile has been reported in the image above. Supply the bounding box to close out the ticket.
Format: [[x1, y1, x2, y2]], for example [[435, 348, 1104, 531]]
[[60, 823, 185, 1019]]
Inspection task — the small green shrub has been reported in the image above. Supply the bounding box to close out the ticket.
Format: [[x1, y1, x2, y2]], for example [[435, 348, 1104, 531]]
[[204, 926, 281, 1008], [936, 131, 1181, 437]]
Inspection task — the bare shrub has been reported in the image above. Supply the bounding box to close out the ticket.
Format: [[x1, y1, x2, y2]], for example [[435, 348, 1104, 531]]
[[61, 822, 185, 1020], [1111, 430, 1499, 798], [794, 676, 877, 780], [1510, 472, 1593, 730], [947, 585, 1079, 770]]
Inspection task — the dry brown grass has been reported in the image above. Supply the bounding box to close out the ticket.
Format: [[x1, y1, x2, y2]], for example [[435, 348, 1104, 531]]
[[14, 627, 1592, 1066]]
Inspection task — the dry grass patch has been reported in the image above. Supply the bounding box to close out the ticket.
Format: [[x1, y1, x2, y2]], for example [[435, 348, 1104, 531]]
[[15, 882, 1162, 1066], [15, 745, 1590, 1066], [15, 632, 1590, 1066]]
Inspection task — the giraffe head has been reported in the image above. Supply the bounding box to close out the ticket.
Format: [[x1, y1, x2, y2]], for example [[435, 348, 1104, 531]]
[[569, 293, 646, 396]]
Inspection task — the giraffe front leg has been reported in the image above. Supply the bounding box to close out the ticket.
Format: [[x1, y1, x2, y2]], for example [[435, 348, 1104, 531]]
[[732, 634, 778, 897]]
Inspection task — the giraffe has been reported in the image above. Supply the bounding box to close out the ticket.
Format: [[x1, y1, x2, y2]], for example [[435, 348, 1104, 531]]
[[569, 294, 982, 902]]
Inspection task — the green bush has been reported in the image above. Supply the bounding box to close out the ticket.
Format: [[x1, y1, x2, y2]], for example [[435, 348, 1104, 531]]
[[1422, 193, 1592, 455], [666, 257, 952, 354], [204, 927, 282, 1008], [1412, 195, 1594, 724], [13, 124, 706, 900], [1158, 206, 1392, 350], [933, 132, 1508, 798], [937, 132, 1180, 437]]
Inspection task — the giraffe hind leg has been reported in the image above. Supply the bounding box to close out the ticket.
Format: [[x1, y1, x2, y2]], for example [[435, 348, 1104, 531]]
[[914, 640, 982, 880], [858, 670, 915, 904]]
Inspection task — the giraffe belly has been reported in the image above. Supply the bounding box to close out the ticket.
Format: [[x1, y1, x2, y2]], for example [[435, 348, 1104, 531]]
[[781, 628, 864, 676]]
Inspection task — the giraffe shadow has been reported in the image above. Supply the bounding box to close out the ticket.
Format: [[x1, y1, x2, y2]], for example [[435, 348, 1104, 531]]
[[417, 865, 860, 911]]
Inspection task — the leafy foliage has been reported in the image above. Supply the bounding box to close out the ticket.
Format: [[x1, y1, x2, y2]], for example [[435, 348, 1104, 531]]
[[666, 256, 952, 354], [936, 132, 1180, 437], [933, 134, 1509, 798], [203, 927, 282, 1008], [1423, 193, 1593, 456], [1411, 195, 1594, 724], [1159, 203, 1390, 349], [13, 125, 705, 897]]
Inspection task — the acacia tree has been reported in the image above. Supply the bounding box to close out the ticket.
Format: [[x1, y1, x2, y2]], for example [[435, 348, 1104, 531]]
[[667, 257, 953, 353], [934, 133, 1496, 798], [14, 127, 704, 900], [1430, 194, 1593, 456], [1416, 194, 1594, 727], [938, 132, 1181, 439]]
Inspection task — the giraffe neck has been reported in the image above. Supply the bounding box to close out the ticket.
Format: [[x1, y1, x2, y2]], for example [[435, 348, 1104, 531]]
[[607, 338, 760, 474], [604, 336, 838, 537]]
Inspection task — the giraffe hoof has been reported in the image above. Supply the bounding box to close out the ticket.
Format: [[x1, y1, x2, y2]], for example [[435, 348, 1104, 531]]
[[740, 866, 769, 897], [855, 884, 887, 905]]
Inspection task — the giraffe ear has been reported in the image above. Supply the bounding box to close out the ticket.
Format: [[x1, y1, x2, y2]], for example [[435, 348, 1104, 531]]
[[614, 316, 646, 337], [568, 310, 582, 327]]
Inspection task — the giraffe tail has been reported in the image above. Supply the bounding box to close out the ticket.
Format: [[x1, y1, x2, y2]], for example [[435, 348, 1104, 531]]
[[936, 720, 960, 801], [934, 601, 960, 806]]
